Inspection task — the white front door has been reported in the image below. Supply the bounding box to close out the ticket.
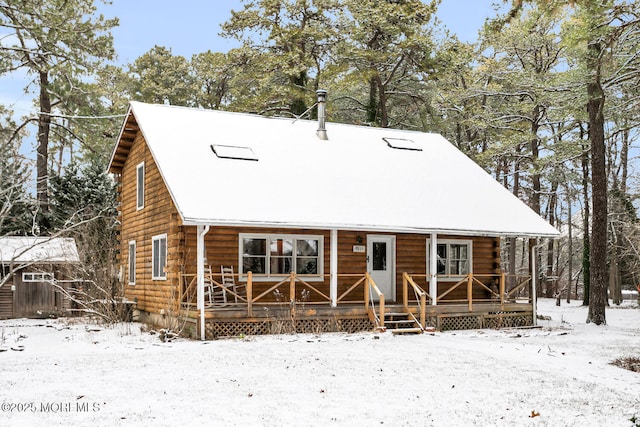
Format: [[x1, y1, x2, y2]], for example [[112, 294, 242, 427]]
[[367, 235, 395, 302]]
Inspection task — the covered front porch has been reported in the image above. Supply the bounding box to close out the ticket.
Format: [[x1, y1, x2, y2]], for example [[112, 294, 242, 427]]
[[177, 226, 539, 339], [178, 270, 535, 339]]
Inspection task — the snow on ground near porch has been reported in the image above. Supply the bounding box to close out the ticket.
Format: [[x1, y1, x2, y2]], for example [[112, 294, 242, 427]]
[[1, 299, 638, 427]]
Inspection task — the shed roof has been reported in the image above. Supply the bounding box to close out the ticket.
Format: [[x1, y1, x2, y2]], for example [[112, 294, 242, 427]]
[[0, 237, 80, 263], [109, 101, 559, 238]]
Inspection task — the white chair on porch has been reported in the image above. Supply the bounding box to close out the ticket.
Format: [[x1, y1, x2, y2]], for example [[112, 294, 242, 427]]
[[203, 266, 226, 306], [220, 265, 245, 303]]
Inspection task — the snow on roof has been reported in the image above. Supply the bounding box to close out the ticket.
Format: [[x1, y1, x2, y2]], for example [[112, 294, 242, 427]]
[[112, 101, 559, 237], [0, 237, 80, 263]]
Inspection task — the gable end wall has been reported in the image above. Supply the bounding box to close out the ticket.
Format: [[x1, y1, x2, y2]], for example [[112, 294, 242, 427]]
[[117, 132, 183, 314]]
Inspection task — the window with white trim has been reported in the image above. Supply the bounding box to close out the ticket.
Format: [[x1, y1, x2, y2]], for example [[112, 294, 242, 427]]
[[128, 240, 136, 285], [239, 234, 323, 279], [136, 162, 145, 210], [152, 234, 167, 280], [22, 272, 54, 282], [426, 239, 472, 278]]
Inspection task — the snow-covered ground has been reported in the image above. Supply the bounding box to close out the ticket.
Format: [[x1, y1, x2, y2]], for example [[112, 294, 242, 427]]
[[1, 299, 638, 427]]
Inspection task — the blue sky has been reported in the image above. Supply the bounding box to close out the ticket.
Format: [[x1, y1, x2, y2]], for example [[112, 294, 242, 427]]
[[2, 0, 502, 117], [101, 0, 501, 64]]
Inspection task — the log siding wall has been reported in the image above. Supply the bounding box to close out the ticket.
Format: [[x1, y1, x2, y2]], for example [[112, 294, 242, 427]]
[[117, 133, 183, 314]]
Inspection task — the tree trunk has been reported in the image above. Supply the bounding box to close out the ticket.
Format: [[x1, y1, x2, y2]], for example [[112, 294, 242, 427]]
[[581, 125, 590, 306], [609, 244, 622, 305], [586, 40, 607, 325], [376, 75, 388, 128], [620, 128, 628, 194], [567, 191, 572, 303], [366, 77, 378, 124], [546, 181, 558, 298], [36, 70, 52, 230], [530, 106, 541, 216], [289, 71, 307, 116], [529, 238, 537, 302], [508, 153, 521, 291]]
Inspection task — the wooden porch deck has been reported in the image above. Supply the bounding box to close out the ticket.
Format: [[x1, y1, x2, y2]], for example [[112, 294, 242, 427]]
[[178, 271, 534, 339]]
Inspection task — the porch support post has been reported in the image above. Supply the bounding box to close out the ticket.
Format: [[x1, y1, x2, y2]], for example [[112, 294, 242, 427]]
[[197, 224, 210, 340], [429, 232, 438, 305], [330, 229, 338, 307]]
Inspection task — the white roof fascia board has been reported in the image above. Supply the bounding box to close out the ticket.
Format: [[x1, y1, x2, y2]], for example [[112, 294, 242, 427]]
[[180, 218, 559, 239]]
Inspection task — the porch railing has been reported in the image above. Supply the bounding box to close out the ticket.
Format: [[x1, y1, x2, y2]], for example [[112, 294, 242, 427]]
[[363, 272, 385, 329], [402, 272, 428, 330], [401, 273, 532, 312], [180, 271, 386, 326], [179, 271, 531, 321]]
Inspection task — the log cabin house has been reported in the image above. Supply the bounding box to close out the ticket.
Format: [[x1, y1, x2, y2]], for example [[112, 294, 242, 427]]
[[0, 237, 79, 318], [108, 94, 559, 339]]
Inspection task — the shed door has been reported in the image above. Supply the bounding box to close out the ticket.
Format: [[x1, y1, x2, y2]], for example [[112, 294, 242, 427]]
[[13, 276, 59, 318], [367, 235, 395, 302]]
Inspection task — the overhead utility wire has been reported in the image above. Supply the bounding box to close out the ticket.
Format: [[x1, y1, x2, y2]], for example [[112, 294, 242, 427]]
[[36, 111, 127, 119]]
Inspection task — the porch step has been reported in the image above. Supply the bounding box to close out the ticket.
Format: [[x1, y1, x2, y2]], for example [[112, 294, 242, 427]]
[[391, 327, 423, 335], [384, 319, 416, 327], [382, 311, 423, 335]]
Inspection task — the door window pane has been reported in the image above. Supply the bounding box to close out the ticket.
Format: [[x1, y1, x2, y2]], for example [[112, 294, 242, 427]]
[[372, 242, 387, 271]]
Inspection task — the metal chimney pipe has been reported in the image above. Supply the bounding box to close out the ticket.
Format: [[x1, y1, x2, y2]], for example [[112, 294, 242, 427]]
[[316, 89, 328, 140]]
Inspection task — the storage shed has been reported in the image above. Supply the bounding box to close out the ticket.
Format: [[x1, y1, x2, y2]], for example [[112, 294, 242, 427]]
[[0, 237, 80, 318]]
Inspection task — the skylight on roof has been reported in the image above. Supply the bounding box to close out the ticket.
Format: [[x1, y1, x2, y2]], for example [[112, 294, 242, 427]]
[[383, 137, 422, 151], [211, 144, 258, 161]]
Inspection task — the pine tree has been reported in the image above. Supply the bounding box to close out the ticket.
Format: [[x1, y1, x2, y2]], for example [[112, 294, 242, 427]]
[[0, 111, 35, 236], [0, 0, 117, 227]]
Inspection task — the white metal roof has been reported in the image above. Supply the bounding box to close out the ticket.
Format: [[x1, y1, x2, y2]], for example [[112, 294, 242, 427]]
[[0, 237, 80, 263], [113, 101, 559, 237]]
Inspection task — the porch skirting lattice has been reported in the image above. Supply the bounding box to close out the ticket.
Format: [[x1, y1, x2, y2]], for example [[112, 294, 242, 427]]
[[193, 313, 531, 338], [201, 317, 376, 339], [438, 312, 533, 331]]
